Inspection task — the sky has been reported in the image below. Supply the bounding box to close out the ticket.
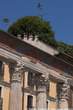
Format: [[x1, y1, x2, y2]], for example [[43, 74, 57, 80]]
[[0, 0, 73, 44]]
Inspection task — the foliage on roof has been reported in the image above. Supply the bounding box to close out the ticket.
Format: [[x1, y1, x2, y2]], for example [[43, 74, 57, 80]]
[[7, 16, 73, 57], [8, 16, 57, 47], [57, 42, 73, 56]]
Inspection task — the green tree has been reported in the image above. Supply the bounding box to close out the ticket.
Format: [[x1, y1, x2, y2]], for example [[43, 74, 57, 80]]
[[8, 16, 73, 56], [8, 16, 57, 47]]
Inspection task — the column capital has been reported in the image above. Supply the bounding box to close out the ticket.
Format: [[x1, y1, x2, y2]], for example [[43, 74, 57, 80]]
[[35, 73, 49, 87], [59, 81, 70, 101], [57, 81, 71, 109], [10, 61, 24, 82]]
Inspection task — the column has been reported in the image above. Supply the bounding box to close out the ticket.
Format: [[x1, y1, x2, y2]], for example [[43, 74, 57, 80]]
[[36, 85, 47, 110], [10, 62, 23, 110], [58, 81, 70, 110], [36, 75, 49, 110]]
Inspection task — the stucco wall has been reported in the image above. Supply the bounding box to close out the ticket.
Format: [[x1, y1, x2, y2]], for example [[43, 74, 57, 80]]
[[48, 101, 57, 110], [2, 86, 10, 110], [3, 63, 10, 83], [49, 81, 57, 98], [1, 63, 10, 110], [48, 80, 57, 110]]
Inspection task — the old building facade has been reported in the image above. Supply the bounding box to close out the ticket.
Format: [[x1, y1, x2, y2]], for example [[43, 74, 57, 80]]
[[0, 31, 73, 110]]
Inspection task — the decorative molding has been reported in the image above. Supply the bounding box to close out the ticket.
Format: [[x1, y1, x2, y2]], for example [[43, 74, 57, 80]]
[[10, 62, 24, 83]]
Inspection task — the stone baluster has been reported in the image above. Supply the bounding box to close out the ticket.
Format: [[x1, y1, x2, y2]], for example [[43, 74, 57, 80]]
[[10, 62, 24, 110]]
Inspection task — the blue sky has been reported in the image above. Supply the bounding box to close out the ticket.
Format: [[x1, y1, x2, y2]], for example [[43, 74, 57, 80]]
[[0, 0, 73, 44]]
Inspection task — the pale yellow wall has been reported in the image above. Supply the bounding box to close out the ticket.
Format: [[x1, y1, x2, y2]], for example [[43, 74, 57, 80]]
[[33, 95, 36, 108], [3, 63, 10, 83], [48, 80, 57, 110], [21, 73, 24, 87], [24, 93, 27, 110], [48, 101, 57, 110], [21, 71, 28, 88], [1, 63, 10, 110], [49, 80, 57, 98], [2, 86, 10, 110], [24, 72, 28, 88]]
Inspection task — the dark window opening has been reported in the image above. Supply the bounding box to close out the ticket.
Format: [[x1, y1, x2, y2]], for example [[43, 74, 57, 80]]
[[0, 87, 1, 97], [0, 87, 2, 110], [0, 61, 3, 76], [27, 95, 33, 110], [28, 72, 34, 87]]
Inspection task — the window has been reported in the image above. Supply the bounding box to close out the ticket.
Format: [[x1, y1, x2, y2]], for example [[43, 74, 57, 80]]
[[0, 87, 2, 110], [0, 87, 1, 97], [27, 95, 33, 110], [0, 61, 3, 76], [28, 72, 34, 87]]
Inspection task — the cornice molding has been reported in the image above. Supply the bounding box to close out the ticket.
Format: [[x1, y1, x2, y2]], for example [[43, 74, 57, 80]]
[[23, 37, 58, 56], [0, 46, 70, 83]]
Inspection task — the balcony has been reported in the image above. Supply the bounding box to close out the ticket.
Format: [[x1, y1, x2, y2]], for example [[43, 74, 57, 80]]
[[0, 97, 3, 110]]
